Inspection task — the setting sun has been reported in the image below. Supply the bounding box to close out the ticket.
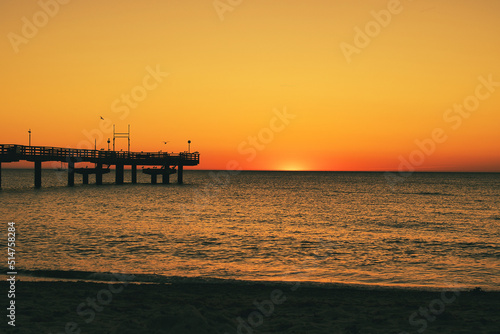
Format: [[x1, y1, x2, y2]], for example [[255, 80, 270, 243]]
[[278, 162, 309, 171]]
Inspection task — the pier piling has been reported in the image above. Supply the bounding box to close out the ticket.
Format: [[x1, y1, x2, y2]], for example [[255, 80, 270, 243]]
[[178, 164, 183, 184], [95, 164, 103, 185], [115, 164, 124, 185], [96, 163, 103, 185], [68, 161, 75, 187], [162, 165, 171, 184], [131, 164, 137, 184], [34, 161, 42, 188]]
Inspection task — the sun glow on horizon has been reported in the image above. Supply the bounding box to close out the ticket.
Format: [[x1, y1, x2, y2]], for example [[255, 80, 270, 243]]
[[277, 162, 310, 172]]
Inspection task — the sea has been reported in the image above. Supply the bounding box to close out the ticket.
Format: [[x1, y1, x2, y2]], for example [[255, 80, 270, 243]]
[[1, 169, 499, 291]]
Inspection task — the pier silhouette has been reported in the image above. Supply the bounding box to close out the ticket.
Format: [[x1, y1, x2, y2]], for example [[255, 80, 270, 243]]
[[0, 144, 200, 188]]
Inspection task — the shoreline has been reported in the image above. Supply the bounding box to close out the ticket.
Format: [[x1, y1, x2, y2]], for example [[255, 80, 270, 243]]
[[3, 272, 499, 293], [3, 280, 499, 333]]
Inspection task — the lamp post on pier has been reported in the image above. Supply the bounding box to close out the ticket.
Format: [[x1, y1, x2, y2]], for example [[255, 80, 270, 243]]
[[188, 140, 191, 153], [28, 129, 31, 146]]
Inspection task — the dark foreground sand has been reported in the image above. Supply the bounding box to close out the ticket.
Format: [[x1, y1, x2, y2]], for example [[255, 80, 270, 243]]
[[2, 280, 499, 334]]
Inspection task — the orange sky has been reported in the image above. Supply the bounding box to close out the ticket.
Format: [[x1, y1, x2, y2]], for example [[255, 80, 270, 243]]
[[1, 0, 499, 171]]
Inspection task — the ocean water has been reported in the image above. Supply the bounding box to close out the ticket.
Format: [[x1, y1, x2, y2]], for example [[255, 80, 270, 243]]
[[1, 169, 499, 290]]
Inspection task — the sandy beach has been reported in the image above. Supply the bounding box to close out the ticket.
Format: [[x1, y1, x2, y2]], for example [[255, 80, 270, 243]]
[[3, 280, 499, 334]]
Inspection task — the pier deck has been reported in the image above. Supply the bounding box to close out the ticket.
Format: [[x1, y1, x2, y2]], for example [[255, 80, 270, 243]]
[[0, 144, 200, 188]]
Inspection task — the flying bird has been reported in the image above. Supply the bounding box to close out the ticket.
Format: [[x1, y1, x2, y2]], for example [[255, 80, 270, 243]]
[[100, 116, 104, 120], [163, 141, 170, 144]]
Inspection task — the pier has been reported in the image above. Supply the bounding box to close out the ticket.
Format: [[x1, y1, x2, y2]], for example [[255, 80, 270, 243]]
[[0, 144, 200, 189]]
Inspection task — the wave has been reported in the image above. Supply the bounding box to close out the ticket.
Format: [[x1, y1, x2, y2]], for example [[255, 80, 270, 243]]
[[2, 268, 217, 284], [401, 191, 455, 196]]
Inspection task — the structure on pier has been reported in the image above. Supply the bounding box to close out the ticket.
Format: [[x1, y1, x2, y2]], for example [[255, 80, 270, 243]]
[[0, 144, 200, 189], [142, 167, 177, 184]]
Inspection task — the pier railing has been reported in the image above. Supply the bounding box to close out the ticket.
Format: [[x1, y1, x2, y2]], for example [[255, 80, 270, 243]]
[[0, 144, 200, 165]]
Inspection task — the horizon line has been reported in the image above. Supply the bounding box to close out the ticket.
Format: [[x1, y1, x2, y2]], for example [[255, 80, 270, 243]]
[[2, 167, 499, 173]]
